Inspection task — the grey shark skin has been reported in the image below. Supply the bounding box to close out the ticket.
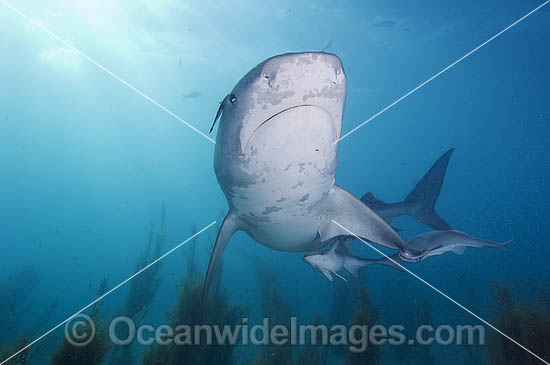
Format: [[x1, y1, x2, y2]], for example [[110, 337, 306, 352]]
[[204, 52, 407, 301], [304, 241, 401, 281], [361, 148, 454, 231], [398, 230, 510, 262]]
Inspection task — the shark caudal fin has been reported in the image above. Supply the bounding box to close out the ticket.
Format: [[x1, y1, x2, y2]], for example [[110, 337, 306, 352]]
[[403, 148, 454, 230], [362, 148, 454, 231]]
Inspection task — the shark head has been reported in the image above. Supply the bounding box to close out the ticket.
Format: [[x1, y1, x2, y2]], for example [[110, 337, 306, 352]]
[[303, 245, 347, 282], [303, 249, 336, 281], [303, 249, 331, 269], [212, 52, 346, 146], [212, 52, 347, 204]]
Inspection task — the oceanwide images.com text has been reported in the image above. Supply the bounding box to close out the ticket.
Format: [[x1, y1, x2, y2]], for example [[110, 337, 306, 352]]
[[66, 314, 485, 353]]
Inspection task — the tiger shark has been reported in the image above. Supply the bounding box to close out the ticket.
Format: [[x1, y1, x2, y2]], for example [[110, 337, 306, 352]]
[[204, 52, 415, 301]]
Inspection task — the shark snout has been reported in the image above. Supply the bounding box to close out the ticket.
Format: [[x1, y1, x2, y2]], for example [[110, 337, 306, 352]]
[[303, 254, 318, 268]]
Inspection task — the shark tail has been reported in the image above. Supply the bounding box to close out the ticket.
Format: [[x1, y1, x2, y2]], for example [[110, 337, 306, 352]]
[[402, 148, 454, 230], [362, 148, 454, 231], [343, 254, 403, 278]]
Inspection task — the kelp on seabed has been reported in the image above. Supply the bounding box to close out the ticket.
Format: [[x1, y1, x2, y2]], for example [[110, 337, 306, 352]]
[[125, 202, 168, 319], [251, 263, 383, 364], [487, 281, 550, 365], [251, 260, 294, 365], [409, 298, 435, 364], [0, 266, 39, 344], [110, 203, 168, 364], [346, 285, 381, 365], [0, 337, 30, 365], [49, 278, 110, 365], [141, 268, 246, 365], [325, 278, 381, 364]]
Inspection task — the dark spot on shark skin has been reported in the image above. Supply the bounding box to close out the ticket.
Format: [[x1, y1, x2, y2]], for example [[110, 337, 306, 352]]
[[239, 195, 248, 200], [261, 178, 266, 183], [276, 197, 286, 203], [298, 162, 306, 173], [242, 157, 251, 168], [291, 181, 304, 189], [302, 90, 316, 102], [262, 206, 282, 215], [284, 164, 292, 171], [245, 212, 270, 223], [297, 56, 314, 65], [316, 84, 340, 100], [300, 193, 310, 202]]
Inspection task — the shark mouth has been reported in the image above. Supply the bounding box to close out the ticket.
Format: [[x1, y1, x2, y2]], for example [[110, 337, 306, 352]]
[[256, 104, 314, 131], [245, 104, 317, 146]]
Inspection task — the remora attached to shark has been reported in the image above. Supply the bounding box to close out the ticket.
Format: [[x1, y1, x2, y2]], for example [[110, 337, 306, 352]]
[[304, 230, 509, 281], [204, 52, 412, 300], [398, 230, 510, 262]]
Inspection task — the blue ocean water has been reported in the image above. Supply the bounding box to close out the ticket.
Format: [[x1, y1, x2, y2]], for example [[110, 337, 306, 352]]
[[1, 0, 549, 364]]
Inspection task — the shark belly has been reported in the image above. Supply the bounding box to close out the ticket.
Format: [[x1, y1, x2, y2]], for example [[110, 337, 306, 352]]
[[229, 105, 338, 251]]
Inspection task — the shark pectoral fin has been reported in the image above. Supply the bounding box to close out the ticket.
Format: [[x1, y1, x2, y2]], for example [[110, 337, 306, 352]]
[[321, 269, 333, 282], [319, 185, 407, 251], [451, 245, 466, 255], [203, 212, 240, 304]]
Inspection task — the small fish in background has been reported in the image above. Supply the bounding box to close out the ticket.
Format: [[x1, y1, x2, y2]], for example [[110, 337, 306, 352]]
[[371, 19, 396, 28], [1, 274, 13, 281], [182, 91, 202, 101], [177, 57, 182, 68], [321, 38, 333, 51]]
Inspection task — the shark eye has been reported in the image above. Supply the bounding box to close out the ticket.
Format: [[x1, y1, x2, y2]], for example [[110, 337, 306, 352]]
[[229, 94, 237, 106]]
